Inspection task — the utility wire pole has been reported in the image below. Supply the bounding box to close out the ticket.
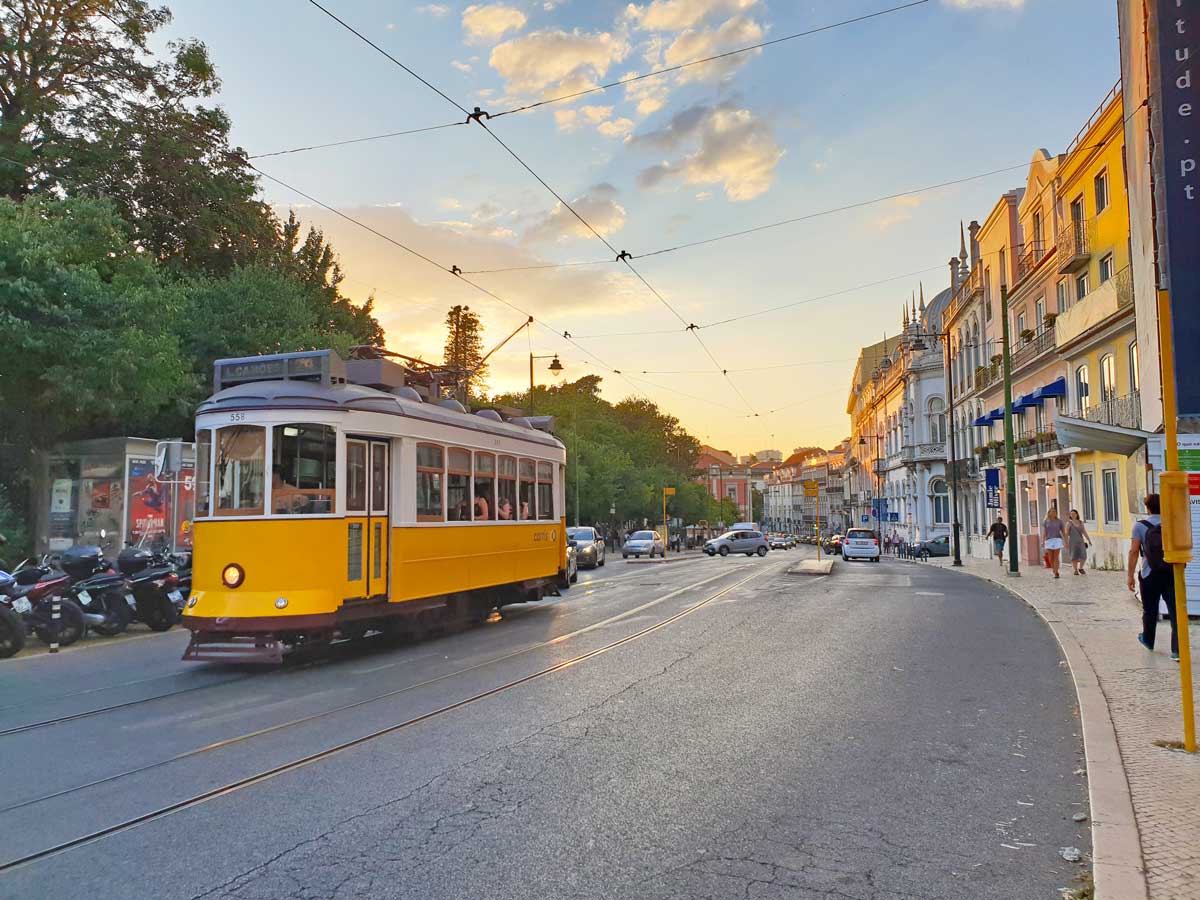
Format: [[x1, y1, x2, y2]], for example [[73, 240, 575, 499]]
[[1000, 283, 1020, 576]]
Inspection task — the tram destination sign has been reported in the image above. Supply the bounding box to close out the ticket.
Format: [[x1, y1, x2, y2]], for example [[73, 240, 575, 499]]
[[214, 350, 347, 391]]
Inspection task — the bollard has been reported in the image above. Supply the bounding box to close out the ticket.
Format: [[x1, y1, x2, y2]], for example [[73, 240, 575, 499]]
[[50, 595, 61, 654]]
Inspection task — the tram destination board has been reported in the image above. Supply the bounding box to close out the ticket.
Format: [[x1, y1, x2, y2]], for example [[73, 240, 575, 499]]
[[214, 350, 347, 390]]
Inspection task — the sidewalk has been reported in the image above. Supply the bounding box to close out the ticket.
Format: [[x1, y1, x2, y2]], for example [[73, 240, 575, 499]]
[[909, 553, 1199, 900]]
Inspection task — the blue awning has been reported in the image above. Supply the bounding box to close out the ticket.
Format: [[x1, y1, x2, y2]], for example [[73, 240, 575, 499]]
[[972, 416, 992, 427], [1034, 377, 1068, 400], [1013, 392, 1042, 411], [986, 408, 1004, 422]]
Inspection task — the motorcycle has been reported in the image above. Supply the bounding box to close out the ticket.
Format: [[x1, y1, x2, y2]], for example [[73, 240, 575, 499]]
[[60, 545, 132, 637], [0, 559, 88, 651], [117, 544, 185, 631]]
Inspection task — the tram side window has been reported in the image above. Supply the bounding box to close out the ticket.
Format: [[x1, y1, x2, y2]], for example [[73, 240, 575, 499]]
[[518, 459, 535, 520], [272, 425, 336, 515], [195, 429, 212, 517], [215, 426, 265, 516], [416, 444, 444, 521], [498, 456, 517, 520], [474, 453, 495, 520], [447, 448, 472, 522], [536, 461, 554, 520]]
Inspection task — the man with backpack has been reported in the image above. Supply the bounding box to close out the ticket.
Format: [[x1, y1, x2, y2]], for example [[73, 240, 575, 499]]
[[1127, 493, 1179, 661]]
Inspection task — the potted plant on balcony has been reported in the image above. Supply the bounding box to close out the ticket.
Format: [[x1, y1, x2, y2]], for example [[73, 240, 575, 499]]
[[1020, 328, 1035, 343], [991, 354, 1003, 365], [1043, 312, 1057, 329], [1034, 430, 1056, 446]]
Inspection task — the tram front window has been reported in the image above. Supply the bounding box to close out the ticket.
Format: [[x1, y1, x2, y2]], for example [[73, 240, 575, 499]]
[[536, 461, 554, 520], [272, 424, 336, 515], [195, 429, 212, 517], [215, 426, 265, 516]]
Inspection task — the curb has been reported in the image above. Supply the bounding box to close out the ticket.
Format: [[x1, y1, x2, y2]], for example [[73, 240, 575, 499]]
[[904, 559, 1149, 899]]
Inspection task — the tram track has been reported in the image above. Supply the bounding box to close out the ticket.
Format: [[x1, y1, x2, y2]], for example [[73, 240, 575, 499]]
[[0, 561, 675, 736], [0, 559, 780, 872]]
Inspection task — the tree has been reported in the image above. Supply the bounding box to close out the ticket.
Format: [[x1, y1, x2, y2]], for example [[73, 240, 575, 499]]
[[443, 305, 487, 399]]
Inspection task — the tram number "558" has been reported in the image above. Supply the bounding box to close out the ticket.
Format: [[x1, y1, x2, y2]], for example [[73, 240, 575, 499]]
[[228, 412, 248, 423]]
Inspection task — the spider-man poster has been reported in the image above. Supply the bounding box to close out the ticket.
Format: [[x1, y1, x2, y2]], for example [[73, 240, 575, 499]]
[[127, 459, 168, 546]]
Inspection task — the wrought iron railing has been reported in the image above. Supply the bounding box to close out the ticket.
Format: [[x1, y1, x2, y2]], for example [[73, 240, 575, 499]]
[[1056, 220, 1091, 273], [1080, 391, 1141, 430], [1011, 322, 1056, 371], [1015, 240, 1051, 285], [943, 264, 983, 329]]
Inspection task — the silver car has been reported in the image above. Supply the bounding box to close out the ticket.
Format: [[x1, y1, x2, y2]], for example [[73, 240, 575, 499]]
[[567, 526, 606, 569], [622, 530, 664, 558], [705, 530, 769, 557]]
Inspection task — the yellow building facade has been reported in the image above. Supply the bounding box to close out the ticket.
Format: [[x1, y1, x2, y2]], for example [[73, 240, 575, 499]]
[[1052, 83, 1142, 568]]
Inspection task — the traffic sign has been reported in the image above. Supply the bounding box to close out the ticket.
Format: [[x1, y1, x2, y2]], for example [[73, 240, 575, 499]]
[[663, 487, 676, 496], [861, 515, 869, 524]]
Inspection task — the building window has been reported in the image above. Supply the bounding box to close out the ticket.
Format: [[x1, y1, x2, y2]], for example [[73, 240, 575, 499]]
[[984, 267, 993, 320], [1100, 354, 1117, 403], [1076, 365, 1091, 413], [1094, 170, 1109, 213], [1099, 253, 1114, 284], [1070, 196, 1085, 225], [416, 444, 444, 522], [1129, 340, 1140, 393], [930, 478, 949, 525], [1056, 279, 1069, 313], [1080, 469, 1096, 523], [1035, 297, 1045, 325], [1016, 311, 1026, 336], [1102, 468, 1120, 525], [1032, 210, 1043, 250], [928, 398, 946, 443], [1076, 273, 1089, 300]]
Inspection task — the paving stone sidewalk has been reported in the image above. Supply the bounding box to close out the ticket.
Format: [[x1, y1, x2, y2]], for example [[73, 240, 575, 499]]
[[909, 552, 1199, 900]]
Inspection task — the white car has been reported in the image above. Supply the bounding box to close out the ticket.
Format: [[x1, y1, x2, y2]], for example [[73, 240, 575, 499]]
[[841, 528, 881, 562], [622, 530, 664, 558]]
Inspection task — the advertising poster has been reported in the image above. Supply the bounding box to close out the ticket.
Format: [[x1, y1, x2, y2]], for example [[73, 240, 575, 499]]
[[176, 461, 196, 549], [126, 458, 168, 547], [1178, 435, 1200, 613]]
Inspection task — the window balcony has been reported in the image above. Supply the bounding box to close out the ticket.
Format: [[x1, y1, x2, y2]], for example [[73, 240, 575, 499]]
[[1054, 266, 1133, 349], [1011, 322, 1056, 372], [1014, 240, 1053, 287], [943, 264, 983, 329], [1056, 219, 1092, 274], [1077, 391, 1142, 430], [1014, 432, 1062, 460]]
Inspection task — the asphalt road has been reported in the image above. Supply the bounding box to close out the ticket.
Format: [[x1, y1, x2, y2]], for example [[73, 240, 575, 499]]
[[0, 552, 1089, 899]]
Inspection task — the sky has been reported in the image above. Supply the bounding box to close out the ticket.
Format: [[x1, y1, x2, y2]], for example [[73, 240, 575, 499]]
[[165, 0, 1119, 456]]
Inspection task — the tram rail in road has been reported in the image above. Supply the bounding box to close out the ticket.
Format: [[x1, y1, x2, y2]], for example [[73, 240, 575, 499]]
[[0, 557, 785, 869]]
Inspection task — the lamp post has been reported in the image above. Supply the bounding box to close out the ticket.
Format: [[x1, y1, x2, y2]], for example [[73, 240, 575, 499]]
[[907, 328, 963, 567], [858, 433, 885, 529], [999, 283, 1020, 576], [528, 353, 562, 416]]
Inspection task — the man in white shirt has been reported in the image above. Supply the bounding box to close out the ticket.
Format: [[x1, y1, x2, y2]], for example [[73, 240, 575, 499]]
[[1127, 493, 1179, 661]]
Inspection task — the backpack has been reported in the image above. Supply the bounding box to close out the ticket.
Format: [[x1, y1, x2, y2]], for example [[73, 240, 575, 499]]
[[1139, 519, 1170, 574]]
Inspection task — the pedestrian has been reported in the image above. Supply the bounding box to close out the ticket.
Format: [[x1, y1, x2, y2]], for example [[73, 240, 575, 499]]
[[1066, 509, 1090, 576], [986, 515, 1008, 565], [1042, 507, 1065, 578], [1128, 493, 1179, 661]]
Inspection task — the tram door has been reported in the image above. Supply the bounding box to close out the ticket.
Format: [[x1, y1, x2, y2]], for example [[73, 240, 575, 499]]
[[345, 438, 390, 600]]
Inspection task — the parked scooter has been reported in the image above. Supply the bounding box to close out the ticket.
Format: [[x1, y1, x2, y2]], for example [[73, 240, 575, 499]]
[[117, 542, 185, 631], [0, 559, 88, 652], [60, 545, 132, 637]]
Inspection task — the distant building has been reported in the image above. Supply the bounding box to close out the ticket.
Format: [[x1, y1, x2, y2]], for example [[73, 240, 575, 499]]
[[754, 449, 783, 463], [695, 445, 752, 526]]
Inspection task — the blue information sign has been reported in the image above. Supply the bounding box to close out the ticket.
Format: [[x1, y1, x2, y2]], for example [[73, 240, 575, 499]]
[[985, 468, 1001, 509], [888, 512, 900, 522], [1155, 0, 1200, 415], [861, 515, 869, 524]]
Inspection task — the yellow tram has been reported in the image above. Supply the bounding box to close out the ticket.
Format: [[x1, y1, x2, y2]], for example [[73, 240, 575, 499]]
[[181, 350, 568, 662]]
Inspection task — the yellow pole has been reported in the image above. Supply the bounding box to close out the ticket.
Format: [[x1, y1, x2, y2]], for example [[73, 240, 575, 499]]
[[816, 492, 821, 562], [662, 488, 668, 552], [1156, 289, 1195, 753]]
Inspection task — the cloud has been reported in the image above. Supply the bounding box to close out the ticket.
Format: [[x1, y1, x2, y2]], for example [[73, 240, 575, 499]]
[[451, 59, 473, 73], [489, 28, 629, 99], [625, 0, 758, 32], [462, 4, 528, 43], [416, 3, 450, 16], [553, 104, 634, 139], [873, 196, 922, 230], [632, 102, 783, 201], [661, 15, 763, 83], [524, 183, 627, 243]]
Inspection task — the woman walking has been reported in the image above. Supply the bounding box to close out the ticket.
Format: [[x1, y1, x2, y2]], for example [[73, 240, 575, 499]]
[[1042, 507, 1066, 578], [1066, 509, 1090, 576]]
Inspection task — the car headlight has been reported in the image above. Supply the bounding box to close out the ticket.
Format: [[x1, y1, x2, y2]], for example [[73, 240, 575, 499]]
[[221, 563, 245, 589]]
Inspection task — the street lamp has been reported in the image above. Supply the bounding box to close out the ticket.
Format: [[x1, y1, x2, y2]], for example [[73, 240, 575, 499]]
[[906, 329, 963, 567], [858, 433, 885, 530], [528, 353, 562, 415]]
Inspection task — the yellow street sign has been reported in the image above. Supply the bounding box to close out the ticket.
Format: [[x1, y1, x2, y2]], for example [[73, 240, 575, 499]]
[[663, 487, 676, 496]]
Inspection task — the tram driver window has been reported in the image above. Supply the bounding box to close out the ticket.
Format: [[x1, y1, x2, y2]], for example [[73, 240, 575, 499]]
[[536, 461, 554, 520], [474, 453, 495, 520], [416, 444, 444, 522], [272, 424, 336, 515], [195, 429, 212, 517], [447, 449, 472, 522], [215, 425, 265, 516], [497, 456, 517, 520], [518, 459, 535, 520]]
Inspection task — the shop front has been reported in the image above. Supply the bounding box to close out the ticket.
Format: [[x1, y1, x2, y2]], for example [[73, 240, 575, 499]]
[[34, 437, 195, 556]]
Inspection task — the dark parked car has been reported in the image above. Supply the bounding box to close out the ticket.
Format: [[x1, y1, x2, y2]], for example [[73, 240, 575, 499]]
[[917, 535, 951, 558], [567, 526, 606, 569]]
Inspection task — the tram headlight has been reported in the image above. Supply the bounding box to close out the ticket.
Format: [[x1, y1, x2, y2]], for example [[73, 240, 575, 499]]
[[221, 563, 245, 589]]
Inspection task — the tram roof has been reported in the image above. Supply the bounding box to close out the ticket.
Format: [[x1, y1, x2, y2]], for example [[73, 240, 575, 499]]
[[197, 381, 564, 449]]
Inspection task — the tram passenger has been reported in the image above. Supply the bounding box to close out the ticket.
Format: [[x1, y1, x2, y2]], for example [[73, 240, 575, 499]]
[[474, 492, 490, 520], [497, 498, 513, 520]]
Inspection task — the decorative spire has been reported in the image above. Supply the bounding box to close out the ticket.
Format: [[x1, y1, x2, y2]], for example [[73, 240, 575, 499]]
[[918, 282, 926, 314], [903, 302, 910, 326], [911, 291, 917, 321], [959, 221, 968, 263]]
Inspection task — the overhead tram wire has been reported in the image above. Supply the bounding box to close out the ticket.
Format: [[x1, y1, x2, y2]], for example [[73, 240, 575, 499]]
[[248, 121, 466, 159], [487, 0, 932, 119], [246, 163, 754, 418]]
